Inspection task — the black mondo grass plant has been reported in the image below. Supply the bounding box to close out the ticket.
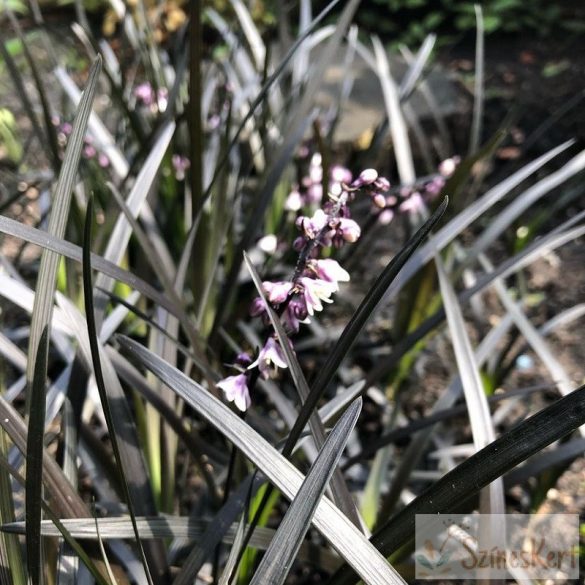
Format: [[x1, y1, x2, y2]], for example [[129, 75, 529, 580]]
[[0, 1, 584, 584]]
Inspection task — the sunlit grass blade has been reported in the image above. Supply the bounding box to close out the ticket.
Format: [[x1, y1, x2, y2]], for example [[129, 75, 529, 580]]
[[93, 121, 175, 320], [25, 56, 101, 407], [435, 257, 505, 577], [250, 399, 362, 585], [469, 4, 484, 155], [467, 148, 585, 264], [25, 326, 50, 585], [1, 515, 340, 572], [117, 335, 406, 585], [0, 215, 182, 320], [82, 197, 157, 585], [372, 35, 415, 185], [329, 384, 585, 585]]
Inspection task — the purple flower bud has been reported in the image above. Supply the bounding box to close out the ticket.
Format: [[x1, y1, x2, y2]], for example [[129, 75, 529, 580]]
[[236, 352, 253, 366], [338, 218, 361, 242], [373, 193, 386, 208], [424, 176, 445, 198], [374, 176, 391, 192], [283, 297, 310, 332], [438, 156, 460, 177], [262, 281, 293, 304], [378, 209, 394, 225], [60, 122, 72, 135], [293, 237, 305, 251], [217, 374, 251, 411], [297, 209, 328, 239], [83, 144, 96, 158], [352, 168, 378, 188], [306, 183, 323, 204], [250, 297, 266, 317]]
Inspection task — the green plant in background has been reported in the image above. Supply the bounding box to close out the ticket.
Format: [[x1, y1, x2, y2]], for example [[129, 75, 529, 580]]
[[0, 109, 22, 164], [314, 0, 571, 46], [0, 1, 584, 584]]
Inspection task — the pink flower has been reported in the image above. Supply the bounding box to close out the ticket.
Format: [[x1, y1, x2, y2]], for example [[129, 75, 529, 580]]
[[399, 192, 425, 215], [337, 218, 361, 242], [83, 144, 96, 158], [299, 277, 337, 315], [308, 259, 350, 288], [134, 82, 155, 106], [98, 153, 110, 168], [330, 165, 352, 185], [285, 189, 303, 211], [438, 156, 460, 177], [217, 374, 251, 412], [248, 337, 288, 379], [262, 281, 293, 304], [172, 155, 190, 181], [297, 209, 329, 239], [306, 183, 323, 204], [374, 176, 391, 192], [378, 209, 394, 225]]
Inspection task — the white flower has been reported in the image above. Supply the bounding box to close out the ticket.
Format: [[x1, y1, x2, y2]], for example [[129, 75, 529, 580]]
[[217, 374, 251, 412], [299, 276, 337, 316], [248, 337, 288, 379]]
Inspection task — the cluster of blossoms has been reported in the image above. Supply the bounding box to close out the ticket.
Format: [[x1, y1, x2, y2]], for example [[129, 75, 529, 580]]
[[53, 117, 110, 169], [133, 82, 169, 114], [217, 165, 392, 411], [372, 156, 460, 225]]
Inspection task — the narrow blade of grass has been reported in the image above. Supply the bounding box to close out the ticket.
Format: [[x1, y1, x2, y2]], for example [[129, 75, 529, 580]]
[[25, 56, 101, 405], [82, 197, 157, 585], [93, 122, 175, 321], [25, 326, 50, 585], [468, 4, 484, 155], [372, 35, 415, 185], [250, 399, 362, 585]]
